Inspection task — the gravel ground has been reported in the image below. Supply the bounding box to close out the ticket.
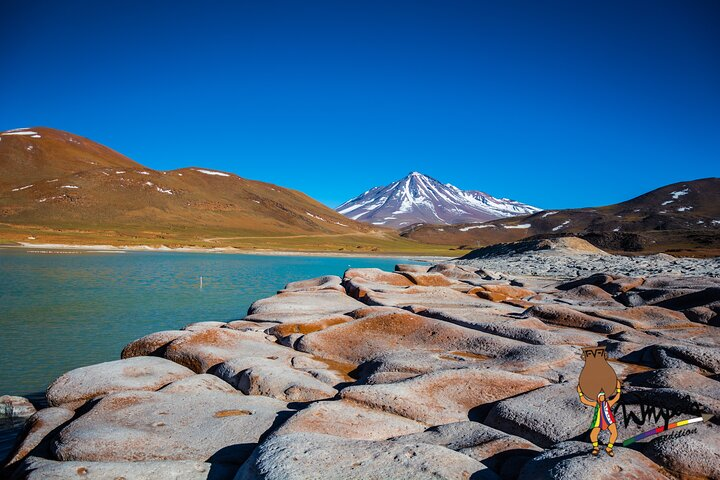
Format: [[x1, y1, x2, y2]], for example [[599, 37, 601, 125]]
[[456, 251, 720, 279]]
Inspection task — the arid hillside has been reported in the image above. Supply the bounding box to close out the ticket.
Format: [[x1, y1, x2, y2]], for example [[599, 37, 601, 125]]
[[0, 127, 458, 255], [402, 178, 720, 257]]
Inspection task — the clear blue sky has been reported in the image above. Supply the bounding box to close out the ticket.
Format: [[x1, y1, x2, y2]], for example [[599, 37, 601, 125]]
[[2, 1, 718, 209]]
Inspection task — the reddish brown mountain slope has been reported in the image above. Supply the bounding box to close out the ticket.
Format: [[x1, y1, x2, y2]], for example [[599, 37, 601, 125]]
[[0, 127, 455, 254]]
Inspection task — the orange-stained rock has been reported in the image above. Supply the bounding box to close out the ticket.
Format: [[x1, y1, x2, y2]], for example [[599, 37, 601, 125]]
[[280, 275, 344, 293], [399, 272, 459, 287], [266, 315, 353, 338], [275, 400, 427, 440], [296, 308, 519, 364], [469, 284, 536, 302], [164, 328, 295, 373], [341, 368, 549, 424]]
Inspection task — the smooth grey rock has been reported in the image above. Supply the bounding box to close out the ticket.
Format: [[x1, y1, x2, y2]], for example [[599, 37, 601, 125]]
[[52, 389, 291, 464], [234, 432, 498, 480], [46, 356, 194, 409], [10, 456, 237, 480], [517, 441, 672, 479]]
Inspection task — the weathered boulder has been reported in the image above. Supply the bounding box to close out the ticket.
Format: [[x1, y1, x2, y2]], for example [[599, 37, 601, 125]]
[[11, 456, 238, 480], [183, 321, 228, 331], [484, 383, 590, 448], [159, 374, 237, 393], [517, 441, 672, 479], [343, 268, 415, 299], [3, 407, 74, 468], [214, 357, 338, 402], [469, 284, 536, 302], [52, 390, 291, 464], [245, 290, 365, 323], [627, 368, 720, 401], [280, 275, 344, 293], [390, 421, 542, 479], [274, 400, 427, 440], [421, 307, 605, 346], [0, 396, 36, 419], [651, 343, 720, 374], [399, 271, 464, 288], [554, 285, 619, 306], [641, 421, 720, 480], [296, 308, 522, 365], [120, 330, 188, 359], [341, 368, 549, 425], [265, 314, 353, 338], [589, 306, 698, 330], [164, 328, 293, 373], [362, 285, 497, 309], [234, 432, 498, 480], [527, 304, 626, 334], [428, 263, 486, 282], [395, 264, 431, 273], [46, 356, 195, 410]]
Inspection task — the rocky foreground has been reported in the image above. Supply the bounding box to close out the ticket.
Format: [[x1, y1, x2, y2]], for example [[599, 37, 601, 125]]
[[2, 253, 720, 479]]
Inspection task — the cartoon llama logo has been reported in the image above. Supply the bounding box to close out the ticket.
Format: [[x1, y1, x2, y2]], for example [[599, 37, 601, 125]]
[[577, 346, 621, 457]]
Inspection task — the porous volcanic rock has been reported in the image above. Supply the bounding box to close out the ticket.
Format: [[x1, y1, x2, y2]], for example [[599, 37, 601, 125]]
[[234, 432, 498, 480], [390, 421, 542, 479], [517, 441, 672, 480], [52, 390, 291, 465], [484, 384, 591, 448], [46, 356, 195, 410], [341, 368, 549, 425], [626, 368, 720, 401], [641, 421, 720, 480]]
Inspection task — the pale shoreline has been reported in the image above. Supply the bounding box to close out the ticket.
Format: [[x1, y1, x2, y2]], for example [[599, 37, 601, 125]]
[[0, 242, 457, 262]]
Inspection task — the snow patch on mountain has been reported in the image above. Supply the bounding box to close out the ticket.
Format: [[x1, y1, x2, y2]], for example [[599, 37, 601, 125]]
[[336, 172, 540, 228]]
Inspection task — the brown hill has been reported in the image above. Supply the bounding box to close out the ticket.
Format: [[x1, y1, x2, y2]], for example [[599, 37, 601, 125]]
[[401, 178, 720, 257], [0, 127, 456, 254]]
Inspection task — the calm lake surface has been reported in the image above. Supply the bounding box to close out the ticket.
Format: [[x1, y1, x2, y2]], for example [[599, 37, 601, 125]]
[[0, 249, 424, 396]]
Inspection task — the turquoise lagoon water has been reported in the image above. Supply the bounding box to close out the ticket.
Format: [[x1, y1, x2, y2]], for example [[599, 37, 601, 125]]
[[0, 249, 423, 396]]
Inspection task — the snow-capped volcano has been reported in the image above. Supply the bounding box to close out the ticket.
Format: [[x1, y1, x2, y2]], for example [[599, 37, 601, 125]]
[[336, 172, 541, 228]]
